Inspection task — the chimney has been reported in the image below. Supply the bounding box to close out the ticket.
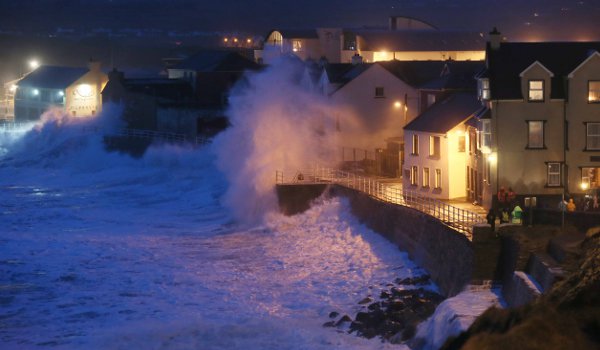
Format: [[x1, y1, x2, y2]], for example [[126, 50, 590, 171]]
[[489, 27, 502, 50], [108, 68, 124, 83], [351, 53, 363, 65], [389, 16, 397, 31], [88, 58, 102, 72]]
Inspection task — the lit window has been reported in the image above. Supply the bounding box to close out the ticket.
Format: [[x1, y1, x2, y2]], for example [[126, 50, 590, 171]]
[[411, 166, 418, 186], [412, 134, 419, 155], [586, 122, 600, 150], [434, 169, 442, 189], [589, 81, 600, 103], [292, 40, 303, 52], [458, 135, 466, 152], [528, 80, 544, 101], [267, 31, 283, 46], [423, 168, 430, 187], [527, 120, 545, 149], [547, 163, 562, 187], [480, 79, 490, 100], [375, 87, 385, 98], [429, 136, 440, 157], [581, 167, 599, 189]]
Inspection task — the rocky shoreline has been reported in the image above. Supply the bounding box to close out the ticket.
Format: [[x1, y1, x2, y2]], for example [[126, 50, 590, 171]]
[[324, 274, 444, 343]]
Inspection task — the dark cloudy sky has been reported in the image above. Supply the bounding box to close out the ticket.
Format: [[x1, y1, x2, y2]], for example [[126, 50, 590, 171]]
[[0, 0, 599, 40]]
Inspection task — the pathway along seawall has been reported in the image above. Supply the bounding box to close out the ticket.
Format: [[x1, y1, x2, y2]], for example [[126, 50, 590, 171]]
[[276, 183, 475, 297]]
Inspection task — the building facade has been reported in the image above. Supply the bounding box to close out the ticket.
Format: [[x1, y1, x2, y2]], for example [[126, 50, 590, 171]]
[[478, 34, 600, 208], [14, 61, 107, 121]]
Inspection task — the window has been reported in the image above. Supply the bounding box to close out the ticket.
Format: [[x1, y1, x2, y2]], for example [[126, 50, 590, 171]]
[[480, 120, 491, 151], [528, 80, 544, 101], [423, 168, 430, 187], [292, 40, 303, 52], [411, 166, 418, 186], [434, 169, 442, 189], [589, 81, 600, 103], [375, 87, 385, 98], [480, 79, 490, 100], [412, 134, 419, 155], [581, 167, 600, 189], [427, 94, 436, 107], [527, 120, 545, 149], [458, 135, 466, 152], [547, 163, 562, 187], [429, 136, 440, 157], [587, 122, 600, 150]]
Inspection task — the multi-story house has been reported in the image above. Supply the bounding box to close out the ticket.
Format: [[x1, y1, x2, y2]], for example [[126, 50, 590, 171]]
[[478, 30, 600, 208]]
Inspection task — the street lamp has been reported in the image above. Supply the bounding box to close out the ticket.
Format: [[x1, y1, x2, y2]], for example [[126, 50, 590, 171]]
[[28, 59, 40, 70]]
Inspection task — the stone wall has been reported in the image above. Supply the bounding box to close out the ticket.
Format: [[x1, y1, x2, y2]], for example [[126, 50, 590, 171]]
[[328, 186, 473, 297]]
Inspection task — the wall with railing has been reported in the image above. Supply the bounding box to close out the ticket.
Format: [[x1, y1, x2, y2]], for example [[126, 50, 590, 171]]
[[276, 166, 485, 237]]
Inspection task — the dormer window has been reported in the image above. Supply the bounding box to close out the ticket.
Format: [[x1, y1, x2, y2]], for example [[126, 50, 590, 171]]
[[528, 80, 544, 101], [589, 81, 600, 103], [479, 79, 490, 100]]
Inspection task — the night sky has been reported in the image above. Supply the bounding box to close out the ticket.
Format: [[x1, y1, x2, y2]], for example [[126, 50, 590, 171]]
[[0, 0, 599, 40]]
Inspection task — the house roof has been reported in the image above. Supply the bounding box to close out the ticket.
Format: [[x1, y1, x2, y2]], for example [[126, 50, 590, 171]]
[[378, 60, 483, 89], [17, 66, 89, 89], [356, 30, 485, 52], [485, 42, 600, 100], [173, 50, 260, 72], [323, 63, 370, 84], [404, 92, 481, 133]]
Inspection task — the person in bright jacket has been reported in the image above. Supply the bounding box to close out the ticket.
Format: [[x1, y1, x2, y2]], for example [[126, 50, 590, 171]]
[[511, 203, 523, 224]]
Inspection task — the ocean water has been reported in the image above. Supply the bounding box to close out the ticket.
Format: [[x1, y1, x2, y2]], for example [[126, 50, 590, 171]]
[[0, 116, 430, 349]]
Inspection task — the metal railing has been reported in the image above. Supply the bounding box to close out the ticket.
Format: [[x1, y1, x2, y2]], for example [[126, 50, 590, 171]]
[[86, 127, 209, 146], [276, 166, 485, 237], [0, 122, 35, 132]]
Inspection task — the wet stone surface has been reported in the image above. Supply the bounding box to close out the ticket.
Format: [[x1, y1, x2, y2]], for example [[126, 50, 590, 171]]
[[325, 274, 444, 343]]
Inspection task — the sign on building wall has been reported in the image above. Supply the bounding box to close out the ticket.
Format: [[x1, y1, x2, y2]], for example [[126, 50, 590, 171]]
[[68, 84, 97, 116]]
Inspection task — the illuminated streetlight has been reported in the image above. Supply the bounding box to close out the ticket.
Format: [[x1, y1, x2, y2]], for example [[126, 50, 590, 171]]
[[29, 59, 40, 70], [246, 38, 252, 43], [9, 84, 17, 92], [233, 38, 238, 43], [223, 37, 229, 43], [32, 89, 39, 96], [580, 182, 589, 191], [394, 101, 402, 109]]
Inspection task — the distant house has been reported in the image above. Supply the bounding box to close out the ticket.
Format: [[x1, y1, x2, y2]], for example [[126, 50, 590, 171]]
[[325, 60, 483, 176], [103, 50, 260, 136], [477, 30, 600, 208], [403, 93, 484, 200], [14, 61, 107, 121], [256, 17, 485, 64], [167, 50, 260, 107], [101, 70, 195, 132]]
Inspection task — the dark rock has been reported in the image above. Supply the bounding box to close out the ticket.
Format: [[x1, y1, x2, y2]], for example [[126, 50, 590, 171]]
[[358, 297, 373, 305], [380, 290, 391, 299], [329, 311, 339, 319], [322, 321, 336, 327], [368, 302, 381, 311], [402, 323, 417, 341], [396, 275, 431, 285], [335, 315, 352, 326], [387, 299, 405, 311]]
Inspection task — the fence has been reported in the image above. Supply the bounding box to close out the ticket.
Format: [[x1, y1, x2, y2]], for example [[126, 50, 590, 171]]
[[0, 122, 35, 132], [276, 166, 485, 237]]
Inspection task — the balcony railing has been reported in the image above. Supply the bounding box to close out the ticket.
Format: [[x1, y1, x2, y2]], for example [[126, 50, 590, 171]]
[[276, 166, 485, 237]]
